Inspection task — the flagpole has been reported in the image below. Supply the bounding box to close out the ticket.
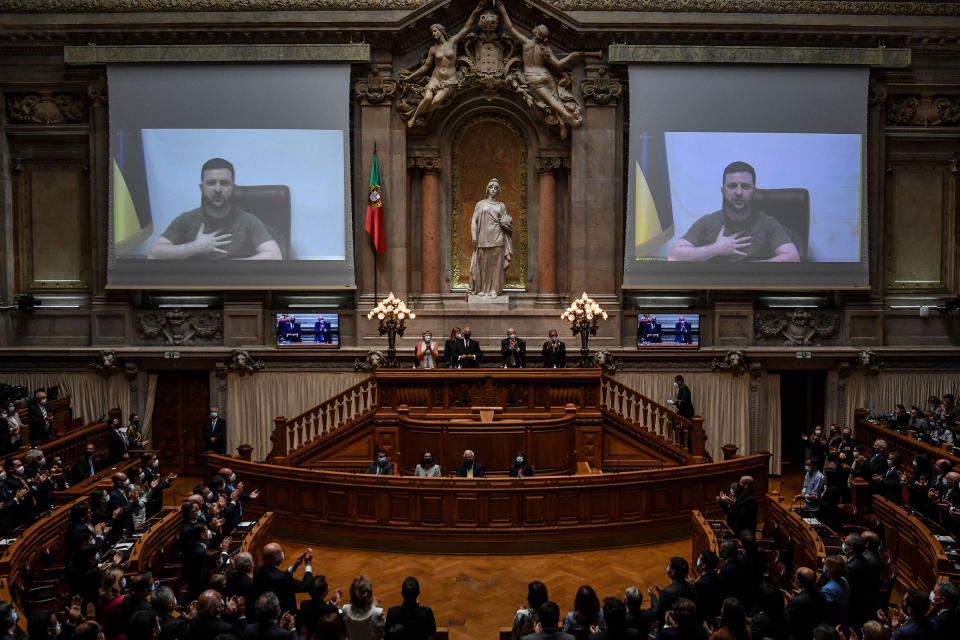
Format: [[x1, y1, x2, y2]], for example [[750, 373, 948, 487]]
[[372, 143, 378, 302]]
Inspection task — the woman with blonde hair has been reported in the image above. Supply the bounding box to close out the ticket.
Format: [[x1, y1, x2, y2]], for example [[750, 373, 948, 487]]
[[342, 574, 385, 640], [98, 566, 126, 640], [443, 326, 462, 368]]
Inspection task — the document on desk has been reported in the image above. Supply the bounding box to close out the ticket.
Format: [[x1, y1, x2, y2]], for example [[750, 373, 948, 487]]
[[935, 535, 955, 544], [802, 517, 822, 527]]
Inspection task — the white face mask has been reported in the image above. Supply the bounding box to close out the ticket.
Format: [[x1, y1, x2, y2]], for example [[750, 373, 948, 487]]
[[516, 457, 524, 464], [456, 333, 463, 340], [424, 336, 432, 343], [152, 459, 160, 469], [930, 590, 937, 604], [229, 473, 236, 483], [0, 472, 6, 482]]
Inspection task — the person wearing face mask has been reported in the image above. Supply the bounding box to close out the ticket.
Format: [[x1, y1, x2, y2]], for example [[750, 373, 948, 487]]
[[1, 401, 22, 454], [673, 376, 695, 419], [414, 450, 442, 477], [930, 580, 960, 639], [26, 389, 53, 444], [877, 451, 904, 504], [694, 550, 724, 627], [877, 588, 941, 640], [509, 450, 534, 478], [541, 329, 567, 369], [127, 413, 148, 448], [456, 449, 486, 478], [444, 326, 463, 368], [253, 543, 314, 616], [451, 325, 482, 368], [107, 416, 131, 464], [142, 453, 177, 518], [501, 327, 526, 368], [75, 442, 99, 481], [844, 533, 880, 633], [415, 331, 439, 369], [203, 407, 227, 455], [647, 557, 697, 627], [365, 448, 395, 475], [716, 476, 758, 538], [796, 457, 825, 515], [865, 439, 889, 500]]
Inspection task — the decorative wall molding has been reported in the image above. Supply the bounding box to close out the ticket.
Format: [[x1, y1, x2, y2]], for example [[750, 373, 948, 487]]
[[64, 44, 370, 64], [886, 94, 960, 126], [135, 308, 223, 346], [355, 69, 397, 106], [222, 349, 265, 374], [581, 65, 622, 105], [711, 349, 749, 374], [410, 155, 442, 174], [535, 156, 565, 174], [6, 92, 88, 124], [754, 308, 840, 346]]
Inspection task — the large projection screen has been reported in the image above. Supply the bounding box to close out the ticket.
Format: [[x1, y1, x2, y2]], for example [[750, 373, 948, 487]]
[[107, 64, 355, 289], [624, 66, 869, 289]]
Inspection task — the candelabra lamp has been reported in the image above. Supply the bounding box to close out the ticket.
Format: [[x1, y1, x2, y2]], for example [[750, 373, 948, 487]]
[[366, 292, 416, 368], [561, 292, 608, 368]]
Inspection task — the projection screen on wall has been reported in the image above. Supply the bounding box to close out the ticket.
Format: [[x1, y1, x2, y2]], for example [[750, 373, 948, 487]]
[[623, 65, 869, 289], [106, 64, 355, 289]]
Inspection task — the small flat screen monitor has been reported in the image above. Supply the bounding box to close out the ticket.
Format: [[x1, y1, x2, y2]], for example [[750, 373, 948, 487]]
[[276, 313, 339, 349], [638, 313, 699, 348]]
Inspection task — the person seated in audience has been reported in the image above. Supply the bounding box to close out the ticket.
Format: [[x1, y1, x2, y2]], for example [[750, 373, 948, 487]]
[[821, 556, 851, 632], [187, 589, 247, 640], [414, 330, 439, 369], [342, 574, 385, 640], [514, 581, 550, 640], [563, 585, 604, 640], [253, 542, 314, 616], [843, 533, 880, 633], [74, 442, 99, 482], [366, 448, 395, 476], [716, 476, 758, 539], [930, 421, 955, 446], [589, 597, 638, 640], [2, 400, 22, 454], [510, 450, 534, 478], [708, 597, 749, 640], [693, 551, 723, 627], [299, 575, 344, 640], [285, 316, 303, 343], [314, 315, 333, 344], [878, 588, 942, 640], [930, 581, 959, 639], [928, 395, 947, 421], [656, 598, 707, 640], [523, 601, 575, 640], [542, 329, 567, 368], [798, 457, 825, 515], [649, 557, 697, 627], [414, 450, 442, 478], [456, 449, 486, 478], [153, 585, 190, 640], [749, 584, 785, 640], [244, 591, 297, 640], [907, 407, 929, 433], [443, 326, 462, 368], [785, 567, 826, 640], [623, 586, 654, 636], [501, 327, 526, 368], [385, 576, 437, 640]]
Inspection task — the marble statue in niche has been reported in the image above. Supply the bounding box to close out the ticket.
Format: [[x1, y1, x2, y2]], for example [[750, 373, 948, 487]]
[[470, 178, 513, 298]]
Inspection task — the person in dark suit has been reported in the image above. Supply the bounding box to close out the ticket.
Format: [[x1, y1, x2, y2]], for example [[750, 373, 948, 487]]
[[880, 588, 942, 640], [588, 598, 639, 640], [225, 552, 256, 604], [622, 587, 655, 637], [844, 533, 880, 631], [674, 316, 692, 344], [26, 389, 53, 444], [509, 451, 534, 478], [451, 326, 482, 368], [242, 592, 297, 640], [717, 475, 758, 538], [456, 449, 486, 478], [645, 317, 662, 343], [186, 589, 246, 640], [107, 417, 130, 464], [541, 329, 567, 368], [647, 557, 697, 627], [501, 328, 526, 368], [299, 575, 344, 640], [785, 567, 826, 640], [122, 572, 157, 628], [931, 580, 960, 640], [656, 598, 708, 640], [153, 585, 189, 640], [277, 314, 290, 344], [74, 443, 98, 482], [314, 316, 332, 344], [717, 540, 747, 607], [284, 316, 302, 343], [673, 375, 695, 419], [385, 576, 436, 640], [366, 448, 395, 475], [203, 408, 227, 455], [638, 314, 652, 345], [252, 543, 313, 616], [521, 601, 575, 640], [694, 550, 724, 626], [749, 584, 786, 640]]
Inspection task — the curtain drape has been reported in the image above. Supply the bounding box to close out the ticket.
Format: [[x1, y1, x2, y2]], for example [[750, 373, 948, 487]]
[[614, 372, 751, 460], [845, 371, 960, 427], [2, 372, 129, 427], [764, 373, 782, 476], [227, 371, 367, 461], [142, 373, 159, 442]]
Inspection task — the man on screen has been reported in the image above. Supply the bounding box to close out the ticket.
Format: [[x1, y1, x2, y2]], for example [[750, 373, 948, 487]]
[[147, 158, 282, 260], [667, 161, 800, 263]]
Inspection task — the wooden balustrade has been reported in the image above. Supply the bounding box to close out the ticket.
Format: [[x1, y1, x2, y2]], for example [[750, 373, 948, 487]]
[[126, 507, 178, 574], [764, 493, 826, 581], [239, 511, 275, 562], [854, 409, 960, 469], [1, 396, 76, 467], [267, 377, 378, 463], [691, 510, 720, 578], [601, 375, 709, 460], [54, 458, 140, 505]]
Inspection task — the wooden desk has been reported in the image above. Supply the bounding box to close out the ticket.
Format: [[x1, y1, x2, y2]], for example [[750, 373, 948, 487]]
[[765, 493, 826, 581], [125, 508, 178, 575], [691, 510, 722, 577], [54, 458, 139, 505], [239, 511, 275, 563]]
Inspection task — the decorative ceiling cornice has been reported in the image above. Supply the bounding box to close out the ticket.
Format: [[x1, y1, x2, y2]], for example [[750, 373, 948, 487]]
[[2, 0, 960, 16]]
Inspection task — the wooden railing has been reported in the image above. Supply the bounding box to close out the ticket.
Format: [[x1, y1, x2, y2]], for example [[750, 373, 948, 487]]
[[871, 495, 958, 592], [765, 492, 826, 581], [54, 458, 140, 505], [855, 409, 960, 469], [126, 507, 178, 574], [601, 375, 709, 461], [266, 377, 378, 463], [691, 510, 721, 578], [239, 511, 274, 562]]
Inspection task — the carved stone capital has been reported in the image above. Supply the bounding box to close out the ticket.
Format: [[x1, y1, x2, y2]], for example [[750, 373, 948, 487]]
[[581, 65, 622, 106], [355, 69, 397, 106], [88, 79, 108, 108], [887, 93, 960, 127], [748, 362, 763, 392], [136, 308, 223, 346], [410, 155, 442, 174], [535, 156, 564, 175], [223, 349, 265, 374], [867, 78, 887, 111], [6, 92, 88, 124], [712, 349, 749, 374]]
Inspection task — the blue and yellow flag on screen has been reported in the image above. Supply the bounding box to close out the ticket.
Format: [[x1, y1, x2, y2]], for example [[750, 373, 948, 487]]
[[113, 130, 153, 255], [634, 132, 674, 255]]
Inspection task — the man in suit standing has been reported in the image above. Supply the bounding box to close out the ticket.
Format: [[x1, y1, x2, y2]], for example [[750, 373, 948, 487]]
[[243, 592, 297, 640], [785, 567, 826, 640], [879, 588, 941, 640], [225, 552, 256, 603], [107, 416, 130, 464], [456, 449, 486, 478], [451, 326, 482, 368], [501, 327, 526, 368], [844, 533, 880, 632], [204, 408, 227, 455], [385, 576, 437, 640], [673, 375, 695, 419], [521, 601, 575, 640], [365, 448, 395, 475], [647, 557, 697, 626], [26, 389, 53, 444], [253, 543, 313, 616], [717, 475, 758, 539], [541, 329, 566, 368], [931, 580, 960, 640]]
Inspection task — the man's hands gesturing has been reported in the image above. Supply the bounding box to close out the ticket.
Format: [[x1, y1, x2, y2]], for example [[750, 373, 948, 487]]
[[191, 223, 232, 257], [711, 225, 751, 259]]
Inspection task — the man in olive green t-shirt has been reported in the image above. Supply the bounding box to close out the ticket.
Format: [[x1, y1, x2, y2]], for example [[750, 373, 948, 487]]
[[667, 161, 800, 263], [147, 157, 282, 260]]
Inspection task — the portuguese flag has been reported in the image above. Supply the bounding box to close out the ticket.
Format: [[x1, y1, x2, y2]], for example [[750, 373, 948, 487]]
[[365, 152, 386, 255]]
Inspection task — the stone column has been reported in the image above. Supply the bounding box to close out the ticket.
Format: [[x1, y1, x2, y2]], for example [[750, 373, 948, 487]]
[[536, 156, 563, 302], [413, 155, 442, 303]]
